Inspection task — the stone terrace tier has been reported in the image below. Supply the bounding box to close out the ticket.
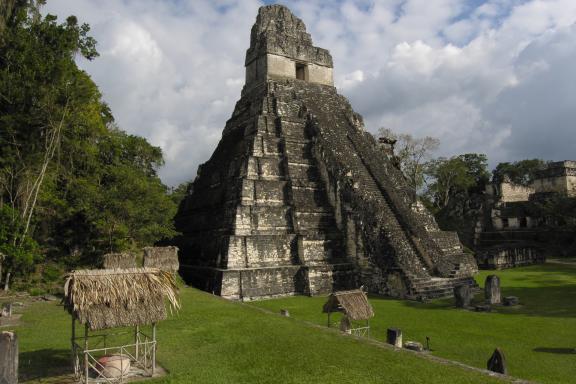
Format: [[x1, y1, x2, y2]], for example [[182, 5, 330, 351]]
[[176, 81, 357, 300]]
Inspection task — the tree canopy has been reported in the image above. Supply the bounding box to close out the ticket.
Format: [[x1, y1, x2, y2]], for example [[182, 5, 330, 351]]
[[423, 153, 489, 211], [377, 127, 439, 193], [0, 2, 178, 282], [492, 159, 548, 186]]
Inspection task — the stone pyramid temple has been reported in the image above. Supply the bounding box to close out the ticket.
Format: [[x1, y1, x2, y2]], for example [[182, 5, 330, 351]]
[[175, 4, 478, 301]]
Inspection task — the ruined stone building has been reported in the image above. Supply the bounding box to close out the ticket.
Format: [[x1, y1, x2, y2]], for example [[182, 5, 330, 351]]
[[475, 161, 576, 268], [175, 5, 478, 301]]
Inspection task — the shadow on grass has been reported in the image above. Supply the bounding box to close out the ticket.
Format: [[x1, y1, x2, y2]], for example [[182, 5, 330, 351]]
[[393, 263, 576, 318], [533, 347, 575, 354], [394, 286, 576, 318], [19, 348, 71, 382]]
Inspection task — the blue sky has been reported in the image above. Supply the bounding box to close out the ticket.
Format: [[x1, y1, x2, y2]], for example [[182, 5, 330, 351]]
[[43, 0, 576, 186]]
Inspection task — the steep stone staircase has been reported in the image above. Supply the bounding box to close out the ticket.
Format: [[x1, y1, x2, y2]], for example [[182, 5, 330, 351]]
[[270, 79, 478, 300]]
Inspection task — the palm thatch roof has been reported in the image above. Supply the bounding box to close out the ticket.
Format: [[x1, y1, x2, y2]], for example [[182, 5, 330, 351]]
[[322, 289, 374, 321], [102, 252, 137, 269], [143, 246, 179, 272], [63, 268, 180, 331]]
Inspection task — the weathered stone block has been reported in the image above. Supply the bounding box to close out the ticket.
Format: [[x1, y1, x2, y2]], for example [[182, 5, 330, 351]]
[[294, 212, 334, 230], [386, 328, 402, 348], [251, 206, 292, 231], [1, 304, 11, 318], [485, 275, 501, 305], [258, 157, 284, 179], [253, 180, 287, 205], [301, 238, 337, 264], [404, 341, 424, 352], [503, 296, 519, 306], [245, 235, 295, 267], [263, 136, 282, 155], [305, 266, 334, 296], [454, 285, 473, 308]]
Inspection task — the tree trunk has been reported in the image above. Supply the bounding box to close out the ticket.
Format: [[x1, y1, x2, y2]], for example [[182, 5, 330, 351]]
[[17, 100, 68, 247], [3, 272, 10, 292]]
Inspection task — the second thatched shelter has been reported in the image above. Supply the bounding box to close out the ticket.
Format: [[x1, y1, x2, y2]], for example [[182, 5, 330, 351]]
[[63, 268, 180, 383], [323, 289, 374, 337]]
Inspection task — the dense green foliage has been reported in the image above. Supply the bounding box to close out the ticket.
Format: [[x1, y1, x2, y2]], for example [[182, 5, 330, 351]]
[[530, 195, 576, 230], [492, 159, 548, 185], [423, 153, 489, 211], [0, 2, 177, 279]]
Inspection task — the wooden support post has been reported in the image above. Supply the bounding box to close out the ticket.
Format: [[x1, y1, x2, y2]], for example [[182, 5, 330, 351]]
[[151, 323, 156, 376], [84, 324, 89, 384], [3, 272, 10, 292], [71, 317, 76, 376], [134, 325, 139, 362]]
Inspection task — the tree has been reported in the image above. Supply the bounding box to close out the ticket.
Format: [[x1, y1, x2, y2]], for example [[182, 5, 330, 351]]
[[377, 127, 439, 193], [0, 205, 40, 280], [169, 181, 192, 207], [0, 3, 98, 277], [0, 4, 178, 276], [423, 154, 489, 210], [492, 159, 548, 186]]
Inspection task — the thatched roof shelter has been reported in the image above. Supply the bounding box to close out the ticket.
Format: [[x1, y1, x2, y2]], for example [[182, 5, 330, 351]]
[[63, 268, 180, 331], [323, 289, 374, 321], [143, 246, 179, 272], [102, 252, 137, 269]]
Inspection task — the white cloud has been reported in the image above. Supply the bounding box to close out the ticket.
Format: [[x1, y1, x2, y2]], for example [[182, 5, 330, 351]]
[[43, 0, 576, 186]]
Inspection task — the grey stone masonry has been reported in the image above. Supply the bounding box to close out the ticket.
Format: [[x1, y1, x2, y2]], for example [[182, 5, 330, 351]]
[[386, 328, 402, 348], [454, 285, 474, 308], [485, 275, 501, 305], [175, 5, 478, 300]]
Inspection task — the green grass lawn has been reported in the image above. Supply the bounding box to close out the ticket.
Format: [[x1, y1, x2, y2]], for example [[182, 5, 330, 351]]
[[251, 262, 576, 384], [15, 261, 575, 383], [17, 288, 504, 383]]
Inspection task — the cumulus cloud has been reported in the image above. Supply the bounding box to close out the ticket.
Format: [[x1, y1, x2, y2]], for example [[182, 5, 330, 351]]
[[43, 0, 576, 185]]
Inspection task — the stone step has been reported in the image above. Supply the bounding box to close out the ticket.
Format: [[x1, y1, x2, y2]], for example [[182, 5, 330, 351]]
[[291, 189, 331, 210], [276, 101, 304, 118], [279, 121, 309, 141], [411, 280, 480, 300], [287, 163, 320, 181], [294, 212, 337, 230], [290, 180, 324, 189]]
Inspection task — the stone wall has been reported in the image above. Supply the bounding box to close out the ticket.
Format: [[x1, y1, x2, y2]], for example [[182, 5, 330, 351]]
[[531, 160, 576, 197], [476, 246, 544, 269], [262, 54, 333, 86], [266, 54, 295, 81], [499, 182, 534, 202], [307, 63, 333, 86]]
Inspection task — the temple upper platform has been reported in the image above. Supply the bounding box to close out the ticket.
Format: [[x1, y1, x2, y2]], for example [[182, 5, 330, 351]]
[[244, 5, 334, 89]]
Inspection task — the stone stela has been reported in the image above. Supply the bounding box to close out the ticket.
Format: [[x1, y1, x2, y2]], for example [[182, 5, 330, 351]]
[[175, 5, 478, 301]]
